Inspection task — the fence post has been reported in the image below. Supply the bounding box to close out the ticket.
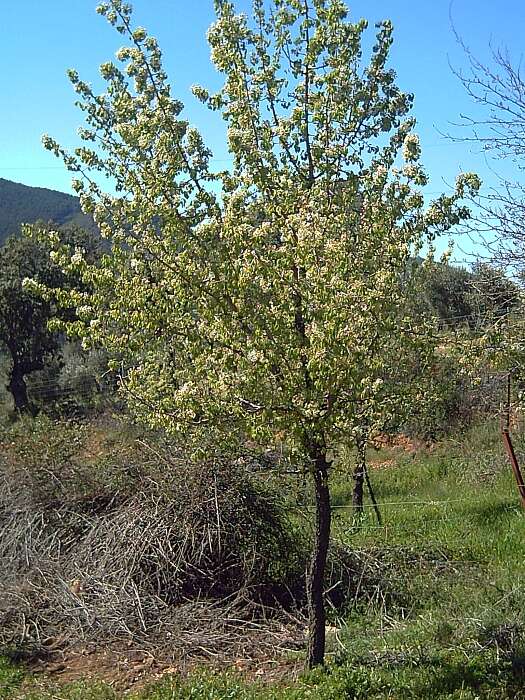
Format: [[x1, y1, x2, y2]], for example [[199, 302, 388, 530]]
[[501, 428, 525, 509]]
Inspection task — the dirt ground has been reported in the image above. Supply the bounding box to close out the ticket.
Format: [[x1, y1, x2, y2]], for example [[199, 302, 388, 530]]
[[24, 642, 304, 694]]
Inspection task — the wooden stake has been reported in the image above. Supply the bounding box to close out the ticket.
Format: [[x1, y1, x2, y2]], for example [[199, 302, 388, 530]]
[[502, 428, 525, 509]]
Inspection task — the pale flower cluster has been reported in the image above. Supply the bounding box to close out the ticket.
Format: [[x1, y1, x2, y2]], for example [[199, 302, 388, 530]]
[[402, 133, 421, 163], [71, 250, 84, 266], [372, 164, 388, 183], [22, 277, 39, 293]]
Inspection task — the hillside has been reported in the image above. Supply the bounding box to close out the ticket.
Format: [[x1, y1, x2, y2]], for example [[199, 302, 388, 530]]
[[0, 178, 97, 244]]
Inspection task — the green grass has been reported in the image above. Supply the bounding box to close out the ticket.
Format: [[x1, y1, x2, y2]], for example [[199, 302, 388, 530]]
[[0, 658, 24, 699], [3, 418, 525, 698]]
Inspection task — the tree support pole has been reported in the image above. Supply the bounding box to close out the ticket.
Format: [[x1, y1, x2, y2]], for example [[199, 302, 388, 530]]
[[502, 428, 525, 509], [501, 371, 525, 508], [352, 436, 366, 515], [364, 461, 382, 525]]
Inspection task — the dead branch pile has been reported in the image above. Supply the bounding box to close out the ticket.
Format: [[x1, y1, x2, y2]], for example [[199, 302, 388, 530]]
[[0, 441, 307, 659]]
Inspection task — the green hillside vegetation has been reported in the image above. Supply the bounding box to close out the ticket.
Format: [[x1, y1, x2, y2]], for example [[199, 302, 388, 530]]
[[0, 179, 97, 244]]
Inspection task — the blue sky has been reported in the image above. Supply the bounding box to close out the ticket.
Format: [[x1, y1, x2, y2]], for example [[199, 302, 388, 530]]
[[2, 1, 524, 260]]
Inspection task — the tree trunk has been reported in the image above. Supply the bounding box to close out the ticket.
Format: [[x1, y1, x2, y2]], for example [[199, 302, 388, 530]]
[[352, 437, 366, 514], [8, 366, 30, 414], [306, 447, 331, 669]]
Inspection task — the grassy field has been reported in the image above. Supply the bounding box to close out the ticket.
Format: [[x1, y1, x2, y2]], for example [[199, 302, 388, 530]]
[[1, 418, 525, 698]]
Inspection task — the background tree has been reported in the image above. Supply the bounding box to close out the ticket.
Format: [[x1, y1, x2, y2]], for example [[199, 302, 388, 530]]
[[469, 261, 521, 321], [348, 272, 438, 511], [40, 0, 479, 667], [423, 262, 476, 329], [0, 233, 63, 413], [0, 224, 101, 414], [417, 258, 520, 330]]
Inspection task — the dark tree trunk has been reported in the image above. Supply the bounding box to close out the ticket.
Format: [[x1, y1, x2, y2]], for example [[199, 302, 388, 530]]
[[352, 437, 366, 514], [306, 447, 331, 669], [8, 366, 30, 414]]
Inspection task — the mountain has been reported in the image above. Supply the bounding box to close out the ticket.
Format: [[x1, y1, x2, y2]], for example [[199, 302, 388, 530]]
[[0, 178, 97, 245]]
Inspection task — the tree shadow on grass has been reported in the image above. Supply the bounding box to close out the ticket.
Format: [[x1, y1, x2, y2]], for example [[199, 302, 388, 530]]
[[412, 652, 525, 699], [466, 499, 521, 527], [345, 637, 525, 699]]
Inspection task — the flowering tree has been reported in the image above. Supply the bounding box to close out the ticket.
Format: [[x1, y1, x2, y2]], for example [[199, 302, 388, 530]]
[[38, 0, 480, 667]]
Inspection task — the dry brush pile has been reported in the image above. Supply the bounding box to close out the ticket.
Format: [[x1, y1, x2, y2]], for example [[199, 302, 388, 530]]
[[0, 418, 311, 661]]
